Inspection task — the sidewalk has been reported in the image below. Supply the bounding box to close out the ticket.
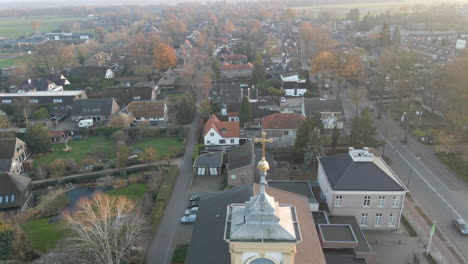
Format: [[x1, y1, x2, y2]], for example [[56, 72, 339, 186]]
[[403, 198, 465, 264]]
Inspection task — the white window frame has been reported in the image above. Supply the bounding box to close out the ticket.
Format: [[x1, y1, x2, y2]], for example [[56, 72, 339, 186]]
[[335, 195, 343, 207], [210, 132, 214, 136], [53, 99, 63, 103], [361, 213, 368, 226], [389, 213, 396, 227], [11, 194, 15, 202], [2, 99, 12, 104], [230, 139, 235, 144], [0, 196, 2, 203], [29, 99, 39, 103], [5, 195, 9, 203], [392, 196, 400, 208], [375, 213, 382, 226], [378, 196, 385, 208], [363, 196, 371, 207]]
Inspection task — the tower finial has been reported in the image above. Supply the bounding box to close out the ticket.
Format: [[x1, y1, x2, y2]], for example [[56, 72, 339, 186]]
[[254, 131, 273, 172]]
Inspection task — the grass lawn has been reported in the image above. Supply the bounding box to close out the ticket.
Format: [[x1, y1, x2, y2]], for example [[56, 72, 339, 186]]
[[0, 55, 33, 68], [172, 244, 189, 263], [107, 183, 148, 200], [34, 136, 114, 166], [0, 16, 87, 38], [22, 217, 66, 253], [133, 137, 184, 158]]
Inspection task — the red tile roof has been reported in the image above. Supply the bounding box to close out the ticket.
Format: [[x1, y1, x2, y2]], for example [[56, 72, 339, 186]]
[[203, 115, 240, 138], [227, 112, 239, 117], [261, 113, 305, 130], [220, 62, 254, 71], [221, 54, 247, 61]]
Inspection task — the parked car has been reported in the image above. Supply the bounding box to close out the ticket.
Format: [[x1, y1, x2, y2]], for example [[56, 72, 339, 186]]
[[78, 119, 93, 128], [187, 200, 199, 208], [180, 214, 197, 224], [452, 219, 468, 235], [185, 207, 199, 215], [280, 97, 286, 103], [190, 194, 201, 202]]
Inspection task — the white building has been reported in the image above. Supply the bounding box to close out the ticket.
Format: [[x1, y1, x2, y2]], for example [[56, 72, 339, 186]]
[[317, 148, 407, 230], [280, 73, 307, 97], [203, 115, 240, 146], [456, 39, 466, 50]]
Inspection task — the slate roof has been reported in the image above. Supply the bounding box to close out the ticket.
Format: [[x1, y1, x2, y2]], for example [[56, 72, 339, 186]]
[[318, 154, 405, 191], [0, 139, 16, 160], [304, 98, 344, 116], [193, 153, 223, 168], [228, 142, 254, 171], [126, 101, 165, 119], [0, 172, 31, 210], [19, 78, 55, 92], [104, 86, 155, 106], [71, 98, 116, 117], [261, 113, 305, 130], [227, 102, 278, 119], [70, 66, 111, 80]]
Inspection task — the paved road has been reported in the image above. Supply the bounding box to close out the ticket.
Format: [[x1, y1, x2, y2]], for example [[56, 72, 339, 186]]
[[339, 86, 468, 262], [146, 112, 200, 264]]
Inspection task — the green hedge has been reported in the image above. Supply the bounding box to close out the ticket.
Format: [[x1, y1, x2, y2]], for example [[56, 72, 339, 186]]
[[150, 166, 179, 230], [0, 227, 13, 260], [192, 144, 205, 161]]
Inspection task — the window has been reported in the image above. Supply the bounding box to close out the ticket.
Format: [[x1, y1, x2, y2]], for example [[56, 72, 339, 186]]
[[2, 99, 12, 104], [53, 99, 63, 103], [283, 130, 289, 136], [389, 214, 396, 227], [230, 139, 235, 143], [378, 196, 385, 207], [29, 99, 38, 103], [10, 194, 14, 202], [251, 258, 275, 264], [375, 213, 382, 226], [133, 96, 141, 100], [5, 195, 9, 203], [361, 213, 368, 226], [335, 195, 343, 207], [219, 139, 226, 144], [0, 196, 2, 203], [392, 196, 400, 208], [207, 140, 211, 144], [363, 196, 371, 207], [210, 132, 214, 136]]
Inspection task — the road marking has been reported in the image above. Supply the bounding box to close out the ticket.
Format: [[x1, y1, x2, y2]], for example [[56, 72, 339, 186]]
[[343, 95, 463, 219], [387, 141, 463, 219]]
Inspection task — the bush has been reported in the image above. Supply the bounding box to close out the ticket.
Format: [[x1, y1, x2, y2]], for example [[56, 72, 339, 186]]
[[33, 189, 70, 219], [94, 127, 120, 137], [304, 91, 320, 98], [120, 170, 127, 177], [30, 108, 49, 120], [192, 144, 205, 161], [0, 221, 13, 260], [156, 166, 179, 202]]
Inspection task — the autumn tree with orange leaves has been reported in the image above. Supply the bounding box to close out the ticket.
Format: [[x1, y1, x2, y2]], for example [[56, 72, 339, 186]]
[[153, 43, 176, 72]]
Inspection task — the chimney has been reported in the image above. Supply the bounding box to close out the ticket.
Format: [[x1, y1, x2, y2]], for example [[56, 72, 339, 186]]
[[349, 147, 373, 162]]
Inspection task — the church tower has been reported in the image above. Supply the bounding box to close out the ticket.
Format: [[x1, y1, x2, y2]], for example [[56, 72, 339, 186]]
[[224, 132, 302, 264]]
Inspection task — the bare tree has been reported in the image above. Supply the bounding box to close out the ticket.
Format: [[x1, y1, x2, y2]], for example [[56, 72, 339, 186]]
[[351, 86, 368, 116], [62, 193, 146, 264]]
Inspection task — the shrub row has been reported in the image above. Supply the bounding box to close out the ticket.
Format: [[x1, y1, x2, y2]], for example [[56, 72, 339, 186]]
[[149, 166, 179, 230]]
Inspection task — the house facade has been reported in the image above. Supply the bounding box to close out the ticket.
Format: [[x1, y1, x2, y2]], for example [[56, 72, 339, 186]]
[[227, 142, 255, 186], [125, 100, 167, 123], [220, 63, 254, 79], [71, 98, 120, 122], [0, 172, 32, 212], [317, 148, 407, 230], [261, 113, 305, 148], [0, 138, 29, 174], [203, 115, 240, 146], [193, 153, 223, 176], [281, 73, 307, 97]]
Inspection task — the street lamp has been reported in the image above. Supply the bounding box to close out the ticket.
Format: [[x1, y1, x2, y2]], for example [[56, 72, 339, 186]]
[[416, 110, 423, 127]]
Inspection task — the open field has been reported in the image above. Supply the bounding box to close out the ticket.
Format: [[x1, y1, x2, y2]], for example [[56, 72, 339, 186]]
[[0, 55, 33, 68], [0, 16, 87, 38], [22, 217, 65, 253]]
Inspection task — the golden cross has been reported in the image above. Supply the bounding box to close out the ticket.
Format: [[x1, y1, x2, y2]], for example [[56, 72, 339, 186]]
[[254, 131, 273, 168]]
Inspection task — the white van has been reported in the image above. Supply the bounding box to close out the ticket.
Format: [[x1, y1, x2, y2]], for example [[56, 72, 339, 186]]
[[78, 119, 93, 128]]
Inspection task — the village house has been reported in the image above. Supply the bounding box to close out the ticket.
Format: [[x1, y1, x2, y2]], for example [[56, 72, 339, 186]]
[[157, 69, 177, 91], [125, 100, 167, 123], [280, 73, 307, 97], [304, 98, 345, 129], [220, 62, 254, 79], [104, 86, 158, 106], [193, 152, 223, 176], [219, 54, 248, 65], [49, 130, 67, 143], [0, 138, 29, 174], [0, 172, 32, 213], [317, 148, 407, 230], [203, 114, 241, 146], [261, 113, 305, 148], [71, 98, 120, 122], [16, 78, 63, 93], [69, 66, 115, 80]]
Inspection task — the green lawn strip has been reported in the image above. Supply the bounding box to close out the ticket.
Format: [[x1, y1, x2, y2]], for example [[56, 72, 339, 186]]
[[107, 183, 148, 200], [172, 244, 189, 263], [33, 136, 114, 166], [0, 55, 33, 68], [133, 137, 183, 158], [22, 217, 65, 253], [0, 16, 88, 38], [150, 166, 179, 229]]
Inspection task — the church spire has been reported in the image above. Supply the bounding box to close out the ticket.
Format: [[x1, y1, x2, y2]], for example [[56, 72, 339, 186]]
[[254, 131, 273, 193]]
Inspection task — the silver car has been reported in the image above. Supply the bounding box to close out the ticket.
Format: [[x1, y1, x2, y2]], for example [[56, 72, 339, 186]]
[[452, 219, 468, 235], [185, 207, 199, 215], [181, 214, 197, 224]]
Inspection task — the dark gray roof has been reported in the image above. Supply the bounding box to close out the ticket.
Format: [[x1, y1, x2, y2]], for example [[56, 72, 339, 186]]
[[0, 172, 31, 210], [323, 249, 367, 264], [70, 66, 111, 80], [227, 102, 278, 119], [71, 98, 116, 117], [227, 143, 254, 171], [185, 185, 253, 264], [193, 153, 223, 168], [0, 139, 16, 159], [328, 216, 372, 253], [0, 160, 12, 172], [304, 99, 344, 116], [318, 154, 404, 191], [104, 86, 154, 106], [268, 181, 316, 200]]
